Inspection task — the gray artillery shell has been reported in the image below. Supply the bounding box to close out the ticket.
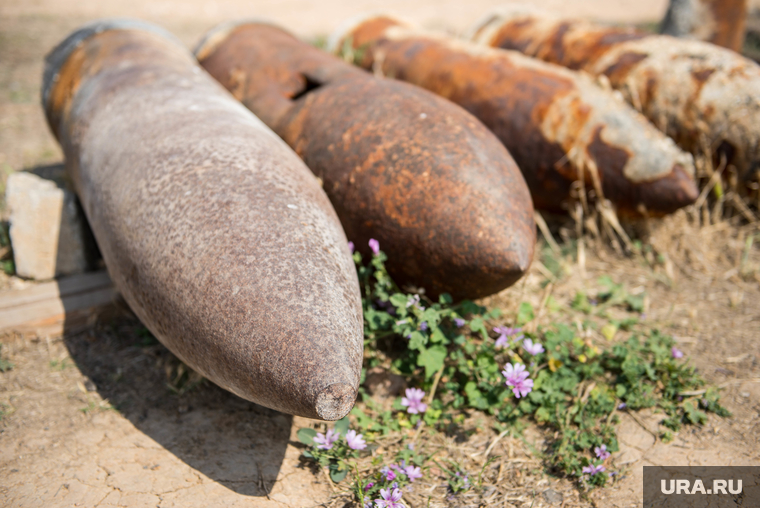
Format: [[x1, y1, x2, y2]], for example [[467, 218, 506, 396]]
[[196, 22, 535, 301], [331, 16, 697, 216], [470, 8, 760, 184], [42, 20, 363, 420]]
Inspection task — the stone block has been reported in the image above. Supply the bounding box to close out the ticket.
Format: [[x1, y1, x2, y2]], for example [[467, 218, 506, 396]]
[[6, 168, 94, 280]]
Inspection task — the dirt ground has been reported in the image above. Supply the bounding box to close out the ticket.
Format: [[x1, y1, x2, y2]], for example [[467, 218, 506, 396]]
[[1, 0, 759, 507]]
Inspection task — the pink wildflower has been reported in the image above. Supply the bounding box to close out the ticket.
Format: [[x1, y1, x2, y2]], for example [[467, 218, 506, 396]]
[[369, 238, 380, 255], [401, 388, 427, 414], [502, 363, 533, 398], [522, 338, 545, 356], [594, 444, 610, 460], [493, 326, 523, 348], [582, 464, 606, 476], [313, 428, 339, 450], [375, 488, 403, 508], [345, 429, 367, 450], [672, 347, 683, 359]]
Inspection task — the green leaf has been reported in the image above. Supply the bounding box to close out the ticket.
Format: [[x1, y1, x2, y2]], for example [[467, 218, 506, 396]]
[[469, 317, 488, 339], [439, 293, 453, 305], [390, 294, 409, 308], [408, 331, 426, 350], [297, 427, 317, 446], [625, 294, 645, 312], [516, 302, 534, 325], [330, 466, 349, 483], [601, 323, 618, 341], [418, 345, 447, 379], [535, 407, 551, 423], [430, 328, 447, 344], [334, 416, 350, 436], [421, 308, 441, 327]]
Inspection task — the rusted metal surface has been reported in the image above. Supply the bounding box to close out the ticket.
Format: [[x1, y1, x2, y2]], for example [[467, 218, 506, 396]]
[[42, 20, 364, 420], [661, 0, 748, 52], [332, 16, 697, 216], [196, 22, 535, 300], [471, 8, 760, 184]]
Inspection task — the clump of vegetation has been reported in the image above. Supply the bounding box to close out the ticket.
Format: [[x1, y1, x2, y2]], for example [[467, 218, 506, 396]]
[[0, 344, 13, 372], [298, 241, 730, 504]]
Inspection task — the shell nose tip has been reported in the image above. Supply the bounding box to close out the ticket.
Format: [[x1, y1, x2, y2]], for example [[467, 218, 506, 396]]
[[316, 383, 357, 421]]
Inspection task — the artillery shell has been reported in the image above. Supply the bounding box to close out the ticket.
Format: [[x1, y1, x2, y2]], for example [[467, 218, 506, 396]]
[[471, 7, 760, 183], [331, 16, 697, 216], [196, 22, 535, 300], [661, 0, 748, 52], [43, 20, 364, 420]]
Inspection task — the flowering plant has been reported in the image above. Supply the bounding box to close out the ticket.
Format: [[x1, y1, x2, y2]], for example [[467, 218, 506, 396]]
[[297, 416, 368, 482]]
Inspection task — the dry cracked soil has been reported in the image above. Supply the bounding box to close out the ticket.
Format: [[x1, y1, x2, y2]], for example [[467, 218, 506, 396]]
[[1, 0, 759, 507]]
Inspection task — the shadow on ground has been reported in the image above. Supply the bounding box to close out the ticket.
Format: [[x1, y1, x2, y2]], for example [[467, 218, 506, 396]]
[[61, 309, 293, 497]]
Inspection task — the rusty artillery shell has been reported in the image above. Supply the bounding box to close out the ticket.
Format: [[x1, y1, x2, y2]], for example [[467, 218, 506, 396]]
[[331, 16, 697, 216], [661, 0, 748, 52], [42, 20, 364, 420], [471, 7, 760, 184], [196, 22, 535, 301]]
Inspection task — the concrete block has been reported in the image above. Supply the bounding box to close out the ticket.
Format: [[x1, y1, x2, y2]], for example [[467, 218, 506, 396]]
[[6, 169, 94, 280]]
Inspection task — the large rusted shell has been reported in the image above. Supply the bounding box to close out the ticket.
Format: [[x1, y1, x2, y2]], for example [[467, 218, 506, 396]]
[[471, 7, 760, 184], [42, 20, 364, 420], [661, 0, 748, 52], [331, 16, 697, 216], [196, 22, 535, 300]]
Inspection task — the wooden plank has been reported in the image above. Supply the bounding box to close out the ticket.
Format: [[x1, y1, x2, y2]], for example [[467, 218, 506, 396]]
[[0, 271, 118, 335], [0, 270, 112, 310]]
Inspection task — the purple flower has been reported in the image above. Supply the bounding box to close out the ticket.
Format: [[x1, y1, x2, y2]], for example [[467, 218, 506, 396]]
[[407, 443, 415, 450], [369, 238, 380, 255], [375, 488, 403, 508], [419, 322, 428, 331], [380, 466, 396, 482], [594, 444, 611, 460], [672, 347, 683, 359], [393, 460, 422, 482], [406, 294, 425, 311], [364, 482, 374, 492], [404, 465, 422, 482], [522, 338, 545, 356], [348, 241, 355, 254], [618, 402, 627, 410], [346, 429, 367, 450], [502, 363, 533, 398], [401, 388, 427, 414], [493, 326, 523, 348], [454, 317, 465, 328], [582, 464, 606, 476], [313, 428, 339, 450]]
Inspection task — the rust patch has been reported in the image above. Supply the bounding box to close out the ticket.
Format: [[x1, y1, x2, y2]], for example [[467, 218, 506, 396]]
[[602, 51, 648, 85], [472, 11, 760, 184], [707, 0, 748, 51], [692, 67, 716, 84], [197, 21, 536, 300], [341, 18, 698, 215], [587, 126, 697, 214]]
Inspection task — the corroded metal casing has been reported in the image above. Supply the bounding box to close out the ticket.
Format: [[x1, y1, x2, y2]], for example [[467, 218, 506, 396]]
[[196, 22, 535, 300], [42, 20, 364, 420], [331, 16, 698, 216], [661, 0, 748, 52], [471, 7, 760, 184]]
